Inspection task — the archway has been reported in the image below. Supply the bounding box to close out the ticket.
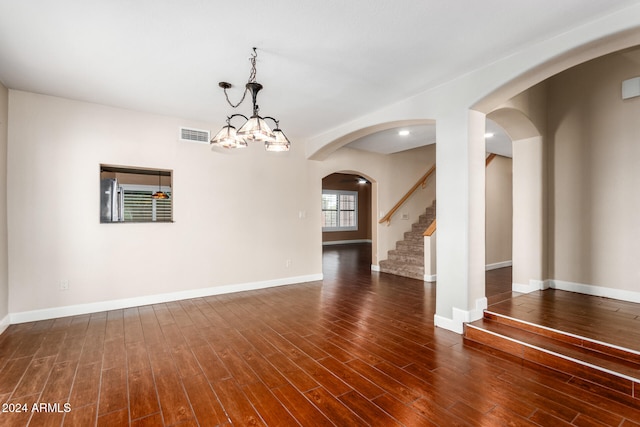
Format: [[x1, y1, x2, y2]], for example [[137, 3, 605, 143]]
[[486, 107, 545, 295], [308, 119, 435, 161], [321, 171, 376, 276], [310, 27, 640, 332], [484, 118, 514, 301]]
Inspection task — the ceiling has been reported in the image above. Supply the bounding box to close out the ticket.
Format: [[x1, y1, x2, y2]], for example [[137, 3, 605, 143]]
[[0, 0, 638, 153], [344, 119, 512, 156]]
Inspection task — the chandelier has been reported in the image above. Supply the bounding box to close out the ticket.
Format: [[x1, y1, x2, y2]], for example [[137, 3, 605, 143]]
[[210, 48, 291, 152]]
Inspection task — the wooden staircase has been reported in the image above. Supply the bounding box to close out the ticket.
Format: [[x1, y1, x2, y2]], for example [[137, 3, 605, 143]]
[[379, 201, 435, 280], [464, 310, 640, 401]]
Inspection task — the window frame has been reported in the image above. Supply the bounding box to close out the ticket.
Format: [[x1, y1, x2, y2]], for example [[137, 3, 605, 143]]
[[322, 189, 358, 232], [120, 184, 173, 223]]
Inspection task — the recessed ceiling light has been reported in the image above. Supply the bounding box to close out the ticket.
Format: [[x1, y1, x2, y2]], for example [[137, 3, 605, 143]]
[[484, 132, 494, 138], [398, 130, 410, 136]]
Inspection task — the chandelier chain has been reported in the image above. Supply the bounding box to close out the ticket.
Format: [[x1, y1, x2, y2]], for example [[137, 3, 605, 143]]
[[223, 87, 247, 109], [222, 47, 258, 109], [248, 47, 257, 83]]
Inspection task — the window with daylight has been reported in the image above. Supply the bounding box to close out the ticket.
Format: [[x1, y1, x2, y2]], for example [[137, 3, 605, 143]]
[[322, 190, 357, 231], [100, 165, 173, 223]]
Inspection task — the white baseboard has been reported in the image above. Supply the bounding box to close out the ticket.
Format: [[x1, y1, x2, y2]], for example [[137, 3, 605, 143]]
[[434, 297, 487, 334], [9, 274, 323, 325], [485, 260, 512, 271], [512, 282, 537, 293], [0, 314, 9, 335], [322, 239, 372, 246], [513, 278, 640, 303], [434, 314, 462, 334], [512, 279, 550, 294], [371, 264, 380, 272], [420, 261, 510, 283], [550, 280, 640, 303]]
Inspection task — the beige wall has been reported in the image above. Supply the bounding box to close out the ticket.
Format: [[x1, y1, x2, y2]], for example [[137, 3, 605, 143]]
[[7, 90, 322, 315], [0, 83, 547, 320], [485, 155, 512, 266], [547, 47, 640, 292], [5, 90, 439, 317], [0, 82, 7, 326]]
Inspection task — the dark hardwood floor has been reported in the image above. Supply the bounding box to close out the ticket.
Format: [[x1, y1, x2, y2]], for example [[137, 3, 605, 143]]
[[489, 287, 640, 354], [1, 243, 639, 426]]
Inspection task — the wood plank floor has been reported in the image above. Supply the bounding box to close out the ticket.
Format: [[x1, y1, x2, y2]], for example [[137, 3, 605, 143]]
[[1, 243, 639, 426], [488, 287, 640, 354]]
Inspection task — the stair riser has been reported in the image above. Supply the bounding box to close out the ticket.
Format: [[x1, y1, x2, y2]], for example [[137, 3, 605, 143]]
[[403, 232, 424, 242], [379, 261, 424, 273], [379, 259, 423, 270], [418, 215, 435, 224], [396, 241, 422, 250], [389, 248, 422, 256], [465, 325, 640, 399], [387, 254, 423, 266], [411, 224, 429, 233], [379, 267, 424, 281], [484, 311, 640, 365]]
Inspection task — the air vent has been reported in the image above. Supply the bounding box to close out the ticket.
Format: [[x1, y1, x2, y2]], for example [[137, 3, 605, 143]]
[[179, 127, 210, 144]]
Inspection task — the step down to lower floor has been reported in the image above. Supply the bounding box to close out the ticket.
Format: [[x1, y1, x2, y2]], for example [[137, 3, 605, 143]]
[[378, 260, 424, 281], [464, 310, 640, 400]]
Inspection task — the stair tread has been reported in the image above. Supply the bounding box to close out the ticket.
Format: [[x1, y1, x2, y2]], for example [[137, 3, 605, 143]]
[[467, 318, 640, 381]]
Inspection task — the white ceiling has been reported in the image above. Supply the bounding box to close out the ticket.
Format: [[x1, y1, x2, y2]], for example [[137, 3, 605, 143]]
[[346, 124, 436, 155], [345, 119, 512, 156], [0, 0, 638, 152]]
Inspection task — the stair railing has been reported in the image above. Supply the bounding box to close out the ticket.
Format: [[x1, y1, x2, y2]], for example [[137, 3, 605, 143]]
[[421, 153, 497, 236], [379, 164, 436, 226]]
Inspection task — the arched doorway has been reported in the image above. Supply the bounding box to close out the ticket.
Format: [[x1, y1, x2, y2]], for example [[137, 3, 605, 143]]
[[321, 172, 375, 279], [484, 118, 514, 302], [486, 106, 545, 295], [321, 172, 373, 246]]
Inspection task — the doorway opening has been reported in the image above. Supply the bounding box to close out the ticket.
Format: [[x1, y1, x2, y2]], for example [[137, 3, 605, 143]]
[[321, 172, 374, 277]]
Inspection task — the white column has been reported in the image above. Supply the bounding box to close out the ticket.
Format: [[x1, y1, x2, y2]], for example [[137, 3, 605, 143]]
[[434, 109, 487, 333], [512, 136, 547, 292]]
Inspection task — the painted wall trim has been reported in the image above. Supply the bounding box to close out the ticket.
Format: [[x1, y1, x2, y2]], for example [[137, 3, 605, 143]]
[[434, 314, 463, 334], [511, 279, 640, 302], [322, 239, 372, 246], [423, 261, 511, 283], [550, 280, 640, 304], [0, 315, 9, 335], [486, 260, 512, 271], [9, 274, 324, 324], [371, 264, 380, 272], [512, 279, 548, 294], [434, 297, 487, 334]]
